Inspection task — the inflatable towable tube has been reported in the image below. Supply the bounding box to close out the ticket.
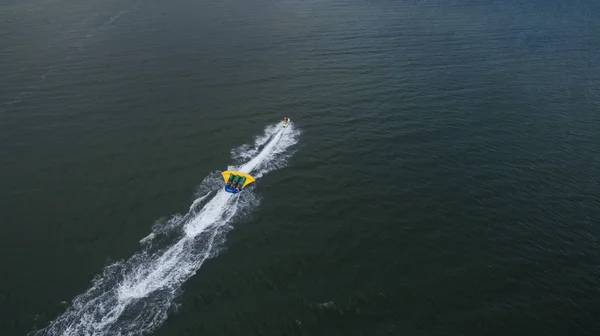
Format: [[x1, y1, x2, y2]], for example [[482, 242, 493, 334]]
[[221, 170, 255, 194]]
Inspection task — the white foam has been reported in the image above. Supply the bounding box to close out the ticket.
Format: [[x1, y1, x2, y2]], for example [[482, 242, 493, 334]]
[[31, 122, 300, 336]]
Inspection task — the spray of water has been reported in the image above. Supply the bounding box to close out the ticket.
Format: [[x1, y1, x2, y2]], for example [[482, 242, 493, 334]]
[[31, 122, 300, 336]]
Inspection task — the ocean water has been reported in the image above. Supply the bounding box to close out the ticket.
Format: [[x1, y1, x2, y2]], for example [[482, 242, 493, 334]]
[[1, 0, 599, 335]]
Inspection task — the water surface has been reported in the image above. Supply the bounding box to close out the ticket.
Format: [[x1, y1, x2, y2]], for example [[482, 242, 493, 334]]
[[1, 0, 599, 335]]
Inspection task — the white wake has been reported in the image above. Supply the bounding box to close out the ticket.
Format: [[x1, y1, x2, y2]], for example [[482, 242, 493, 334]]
[[31, 122, 300, 336]]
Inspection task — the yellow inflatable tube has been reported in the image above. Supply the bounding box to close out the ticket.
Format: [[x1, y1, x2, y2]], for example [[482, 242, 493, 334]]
[[221, 170, 256, 188]]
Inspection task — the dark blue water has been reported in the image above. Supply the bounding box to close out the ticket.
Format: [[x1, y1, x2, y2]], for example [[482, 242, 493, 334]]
[[1, 0, 599, 335]]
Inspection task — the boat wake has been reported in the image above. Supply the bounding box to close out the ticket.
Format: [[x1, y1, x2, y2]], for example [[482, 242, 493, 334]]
[[31, 122, 300, 336]]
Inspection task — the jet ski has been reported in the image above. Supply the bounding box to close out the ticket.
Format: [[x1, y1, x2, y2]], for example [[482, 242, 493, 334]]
[[283, 116, 290, 127]]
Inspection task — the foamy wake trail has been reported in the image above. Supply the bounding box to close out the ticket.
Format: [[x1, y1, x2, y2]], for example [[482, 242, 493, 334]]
[[31, 122, 300, 336]]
